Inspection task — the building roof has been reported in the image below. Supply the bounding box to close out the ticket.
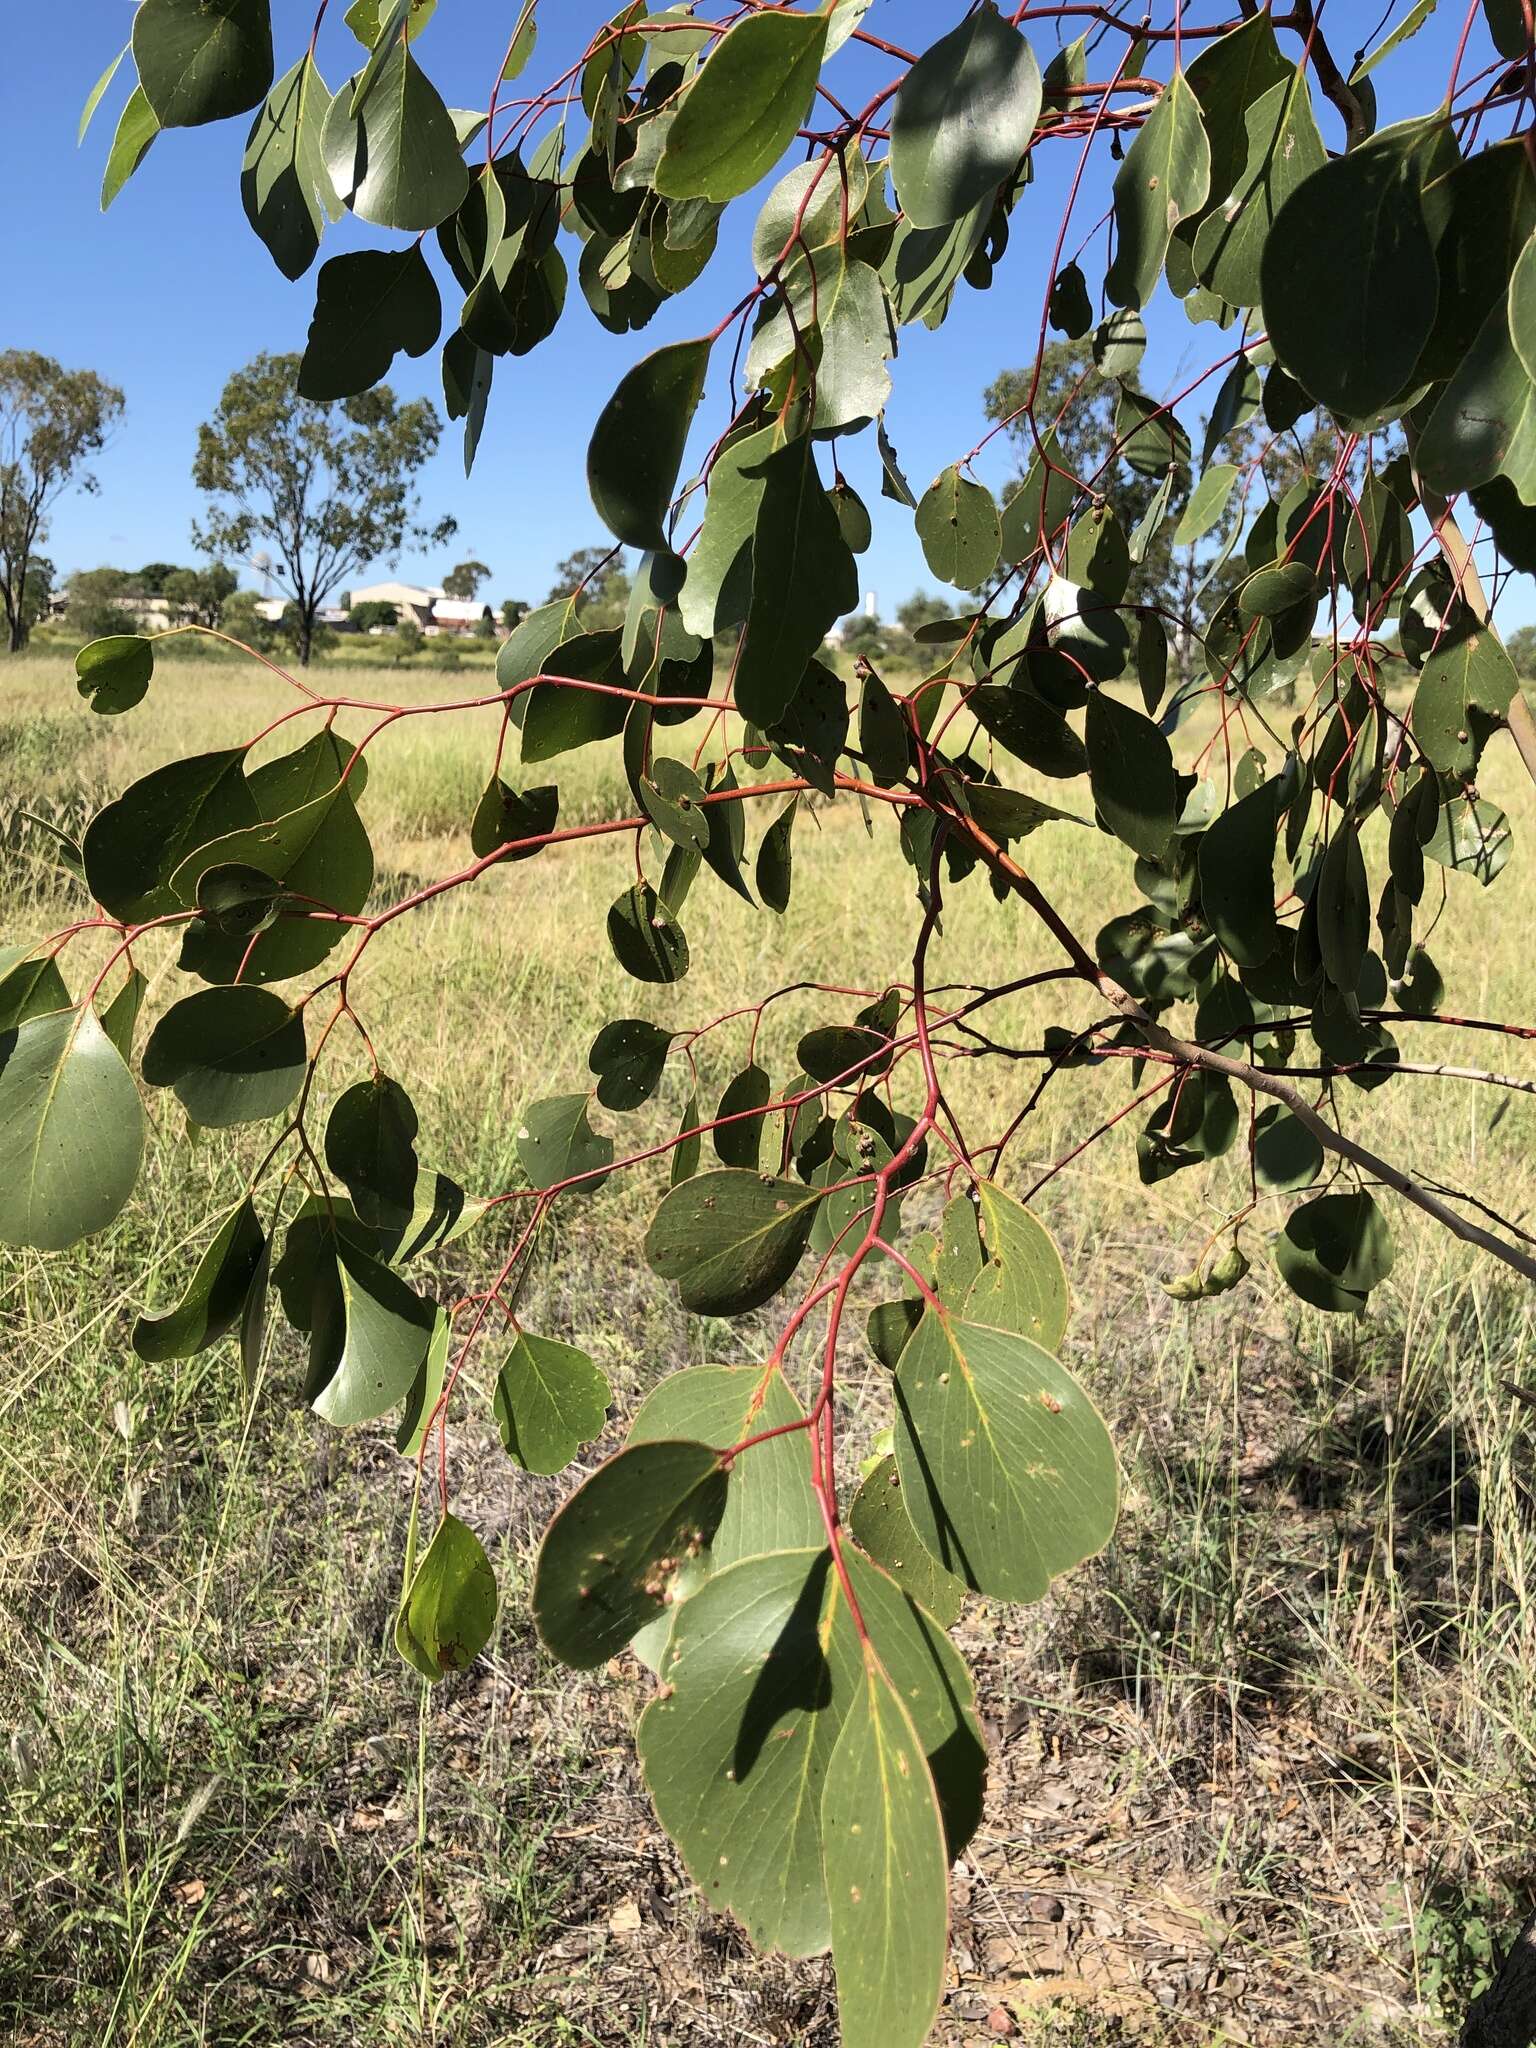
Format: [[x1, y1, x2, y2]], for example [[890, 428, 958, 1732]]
[[348, 580, 443, 608], [432, 598, 492, 623]]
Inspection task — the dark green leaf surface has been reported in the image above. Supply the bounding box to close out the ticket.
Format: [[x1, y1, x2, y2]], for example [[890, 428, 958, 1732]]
[[241, 53, 332, 278], [849, 1456, 965, 1626], [533, 1439, 729, 1668], [298, 246, 440, 399], [588, 1018, 673, 1111], [645, 1169, 821, 1316], [962, 1181, 1070, 1351], [588, 337, 711, 550], [1106, 69, 1211, 311], [608, 882, 690, 983], [1198, 782, 1278, 965], [735, 437, 857, 728], [76, 635, 153, 715], [637, 1547, 983, 1956], [915, 464, 1002, 588], [1261, 122, 1437, 418], [142, 986, 305, 1128], [1277, 1190, 1394, 1312], [326, 1075, 420, 1232], [323, 45, 468, 232], [311, 1237, 438, 1427], [516, 1094, 613, 1195], [133, 1200, 266, 1361], [628, 1363, 821, 1571], [1086, 691, 1177, 858], [134, 0, 273, 128], [714, 1064, 772, 1170]]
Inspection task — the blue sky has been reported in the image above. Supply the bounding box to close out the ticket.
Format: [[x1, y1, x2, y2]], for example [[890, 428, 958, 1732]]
[[4, 0, 1501, 619]]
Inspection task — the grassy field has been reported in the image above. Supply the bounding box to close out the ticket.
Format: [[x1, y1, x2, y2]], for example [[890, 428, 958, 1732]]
[[3, 650, 1536, 2045]]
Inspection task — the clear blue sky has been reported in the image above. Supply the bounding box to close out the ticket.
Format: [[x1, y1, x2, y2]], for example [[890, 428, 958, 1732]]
[[4, 1, 1504, 619]]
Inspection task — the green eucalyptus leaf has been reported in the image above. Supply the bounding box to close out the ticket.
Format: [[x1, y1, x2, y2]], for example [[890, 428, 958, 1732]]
[[101, 85, 160, 210], [654, 10, 828, 205], [1106, 69, 1211, 311], [1413, 621, 1517, 777], [889, 4, 1042, 231], [1086, 690, 1178, 858], [311, 1236, 438, 1427], [324, 45, 469, 233], [533, 1439, 729, 1668], [326, 1074, 420, 1232], [494, 1332, 612, 1474], [848, 1455, 965, 1626], [517, 1094, 613, 1196], [714, 1063, 772, 1170], [894, 1313, 1118, 1601], [133, 0, 273, 129], [1276, 1190, 1394, 1313], [141, 986, 305, 1128], [76, 635, 153, 715], [823, 1652, 950, 2048], [588, 1018, 673, 1111], [915, 464, 1001, 588], [298, 246, 440, 399], [756, 794, 798, 913], [0, 1006, 145, 1250], [1260, 121, 1438, 418], [637, 1547, 983, 1956], [133, 1200, 266, 1361], [735, 436, 857, 727], [608, 882, 690, 983], [645, 1168, 822, 1316], [242, 53, 333, 280], [395, 1511, 498, 1682], [588, 337, 711, 550]]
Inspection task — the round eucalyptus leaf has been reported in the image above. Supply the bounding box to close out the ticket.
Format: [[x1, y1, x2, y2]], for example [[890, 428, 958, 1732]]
[[142, 985, 305, 1128], [76, 635, 154, 715]]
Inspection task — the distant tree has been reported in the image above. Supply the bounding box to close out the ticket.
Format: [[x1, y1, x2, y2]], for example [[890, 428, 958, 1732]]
[[500, 596, 528, 631], [192, 353, 454, 667], [442, 557, 491, 600], [840, 612, 888, 659], [219, 590, 273, 649], [474, 611, 497, 641], [1507, 624, 1536, 680], [547, 545, 631, 628], [19, 555, 54, 636], [134, 562, 179, 595], [162, 561, 237, 628], [896, 591, 953, 637], [390, 619, 423, 664], [350, 599, 400, 634], [65, 565, 137, 644], [0, 350, 125, 652]]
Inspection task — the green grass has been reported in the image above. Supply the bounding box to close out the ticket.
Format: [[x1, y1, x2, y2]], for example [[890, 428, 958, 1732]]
[[4, 652, 1536, 2042]]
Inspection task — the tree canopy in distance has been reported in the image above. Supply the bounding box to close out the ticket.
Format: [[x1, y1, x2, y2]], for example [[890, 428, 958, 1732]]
[[18, 4, 1536, 2041]]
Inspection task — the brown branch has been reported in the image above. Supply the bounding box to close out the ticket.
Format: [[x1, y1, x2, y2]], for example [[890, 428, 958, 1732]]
[[933, 796, 1536, 1289]]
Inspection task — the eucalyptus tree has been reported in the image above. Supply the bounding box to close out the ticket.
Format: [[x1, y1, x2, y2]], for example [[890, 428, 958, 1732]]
[[191, 353, 455, 664], [19, 2, 1536, 2041], [0, 350, 124, 652]]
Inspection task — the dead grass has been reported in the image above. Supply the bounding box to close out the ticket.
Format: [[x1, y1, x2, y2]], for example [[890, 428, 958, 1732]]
[[3, 653, 1536, 2043]]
